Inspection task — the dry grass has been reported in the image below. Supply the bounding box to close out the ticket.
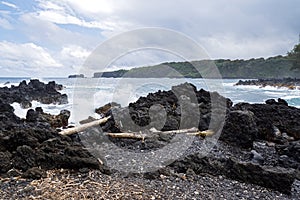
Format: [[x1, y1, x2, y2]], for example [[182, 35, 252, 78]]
[[23, 169, 151, 200]]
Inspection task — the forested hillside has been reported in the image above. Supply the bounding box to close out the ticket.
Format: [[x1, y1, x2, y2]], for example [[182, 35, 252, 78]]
[[94, 56, 300, 79]]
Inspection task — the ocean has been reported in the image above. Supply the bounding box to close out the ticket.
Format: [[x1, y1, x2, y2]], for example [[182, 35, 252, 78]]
[[1, 77, 300, 125]]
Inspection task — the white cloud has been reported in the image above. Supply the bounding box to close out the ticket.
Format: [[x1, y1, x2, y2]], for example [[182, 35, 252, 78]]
[[2, 0, 300, 77], [33, 0, 300, 59], [61, 45, 90, 59], [19, 13, 99, 48], [0, 41, 62, 76], [0, 17, 13, 29], [64, 0, 114, 14], [60, 45, 91, 72], [198, 34, 296, 59], [35, 9, 117, 30], [34, 0, 133, 35], [1, 1, 18, 9]]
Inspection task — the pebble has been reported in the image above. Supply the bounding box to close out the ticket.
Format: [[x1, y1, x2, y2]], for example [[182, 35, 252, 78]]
[[0, 169, 295, 199]]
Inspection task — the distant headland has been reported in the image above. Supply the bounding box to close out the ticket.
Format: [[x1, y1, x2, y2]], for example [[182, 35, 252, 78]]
[[91, 56, 299, 79]]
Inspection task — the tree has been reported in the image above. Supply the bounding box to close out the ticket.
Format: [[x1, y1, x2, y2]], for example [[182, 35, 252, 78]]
[[288, 43, 300, 70]]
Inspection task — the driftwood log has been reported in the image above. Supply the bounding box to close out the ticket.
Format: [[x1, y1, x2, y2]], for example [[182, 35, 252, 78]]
[[59, 116, 111, 135], [106, 129, 214, 140], [59, 117, 214, 139]]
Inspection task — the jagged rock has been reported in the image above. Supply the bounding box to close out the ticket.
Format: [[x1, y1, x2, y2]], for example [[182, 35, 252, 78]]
[[97, 82, 231, 133], [0, 80, 100, 179], [266, 98, 288, 106], [0, 79, 68, 106], [235, 78, 300, 89], [26, 107, 70, 128], [232, 101, 300, 141], [220, 110, 258, 148]]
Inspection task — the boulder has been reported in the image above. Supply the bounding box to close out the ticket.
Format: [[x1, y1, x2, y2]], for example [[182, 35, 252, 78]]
[[170, 151, 297, 194], [220, 110, 258, 148]]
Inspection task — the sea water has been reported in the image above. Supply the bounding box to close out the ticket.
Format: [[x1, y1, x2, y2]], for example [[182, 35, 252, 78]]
[[1, 77, 300, 124]]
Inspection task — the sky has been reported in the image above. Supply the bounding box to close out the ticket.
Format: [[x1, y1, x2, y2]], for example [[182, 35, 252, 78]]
[[0, 0, 299, 77]]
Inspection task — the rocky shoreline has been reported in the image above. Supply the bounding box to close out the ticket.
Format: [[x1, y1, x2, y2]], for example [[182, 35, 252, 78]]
[[0, 80, 300, 199], [235, 78, 300, 89]]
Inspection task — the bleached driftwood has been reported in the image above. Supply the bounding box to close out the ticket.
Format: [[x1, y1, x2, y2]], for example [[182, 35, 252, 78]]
[[106, 132, 146, 139], [186, 129, 214, 137], [105, 128, 214, 140], [59, 116, 214, 139], [59, 116, 111, 135]]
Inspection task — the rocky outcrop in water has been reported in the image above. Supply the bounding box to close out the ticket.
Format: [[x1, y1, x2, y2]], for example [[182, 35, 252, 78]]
[[68, 74, 84, 78], [0, 79, 67, 106], [235, 78, 300, 89]]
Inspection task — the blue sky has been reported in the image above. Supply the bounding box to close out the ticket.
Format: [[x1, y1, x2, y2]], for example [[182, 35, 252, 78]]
[[0, 0, 299, 77]]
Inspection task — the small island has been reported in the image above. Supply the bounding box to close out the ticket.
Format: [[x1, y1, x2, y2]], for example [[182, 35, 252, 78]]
[[68, 74, 85, 78]]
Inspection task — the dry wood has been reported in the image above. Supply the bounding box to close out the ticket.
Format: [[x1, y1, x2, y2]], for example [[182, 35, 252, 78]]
[[106, 132, 146, 139], [59, 116, 111, 135], [149, 127, 199, 134], [59, 115, 214, 139], [186, 129, 214, 137], [105, 129, 214, 139]]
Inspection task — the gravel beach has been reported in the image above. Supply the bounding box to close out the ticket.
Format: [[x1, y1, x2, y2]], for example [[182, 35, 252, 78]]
[[1, 169, 298, 200]]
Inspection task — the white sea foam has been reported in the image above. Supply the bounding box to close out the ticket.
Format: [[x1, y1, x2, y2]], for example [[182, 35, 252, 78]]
[[4, 77, 300, 124], [0, 82, 19, 88], [283, 95, 300, 100], [11, 101, 72, 119]]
